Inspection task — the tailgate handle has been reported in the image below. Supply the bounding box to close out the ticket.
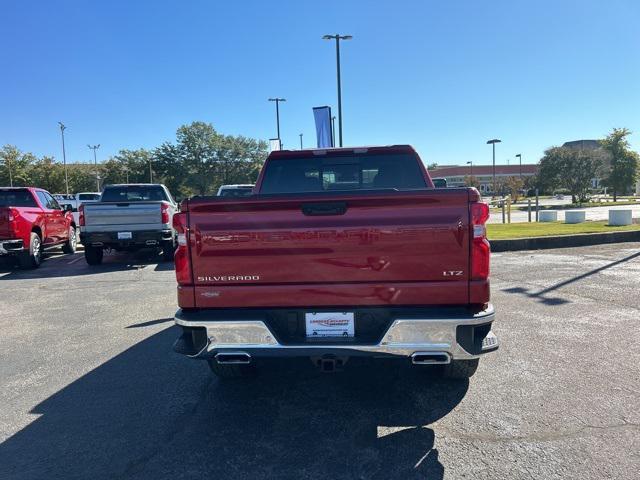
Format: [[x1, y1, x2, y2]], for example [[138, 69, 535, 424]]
[[301, 202, 348, 216]]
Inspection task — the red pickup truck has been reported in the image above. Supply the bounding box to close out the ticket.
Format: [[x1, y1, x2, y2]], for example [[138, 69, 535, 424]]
[[172, 145, 498, 379], [0, 187, 77, 268]]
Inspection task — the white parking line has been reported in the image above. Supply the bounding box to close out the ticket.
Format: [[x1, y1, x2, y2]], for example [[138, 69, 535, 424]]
[[67, 256, 83, 265]]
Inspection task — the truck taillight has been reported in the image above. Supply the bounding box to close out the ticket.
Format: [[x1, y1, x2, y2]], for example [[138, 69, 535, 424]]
[[79, 204, 85, 226], [470, 202, 490, 280], [172, 212, 192, 285], [8, 208, 19, 234], [161, 202, 170, 224]]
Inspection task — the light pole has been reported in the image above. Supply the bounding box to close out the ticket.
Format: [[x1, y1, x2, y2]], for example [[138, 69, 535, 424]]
[[149, 157, 153, 183], [486, 139, 502, 195], [268, 98, 286, 146], [122, 165, 129, 183], [331, 116, 336, 147], [299, 133, 303, 149], [515, 154, 522, 178], [466, 161, 473, 177], [323, 34, 352, 147], [58, 122, 69, 194], [88, 144, 100, 191], [6, 155, 12, 187]]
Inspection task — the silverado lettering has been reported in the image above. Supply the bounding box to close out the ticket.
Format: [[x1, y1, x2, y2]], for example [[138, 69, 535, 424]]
[[197, 275, 260, 282]]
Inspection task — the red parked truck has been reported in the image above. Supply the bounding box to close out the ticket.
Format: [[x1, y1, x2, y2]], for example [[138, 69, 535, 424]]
[[172, 145, 498, 379], [0, 187, 77, 268]]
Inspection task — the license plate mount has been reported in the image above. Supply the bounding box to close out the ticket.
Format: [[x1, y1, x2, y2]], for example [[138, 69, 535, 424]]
[[305, 312, 355, 338]]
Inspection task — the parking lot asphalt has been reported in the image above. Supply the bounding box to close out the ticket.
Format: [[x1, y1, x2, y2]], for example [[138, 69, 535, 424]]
[[0, 244, 639, 480]]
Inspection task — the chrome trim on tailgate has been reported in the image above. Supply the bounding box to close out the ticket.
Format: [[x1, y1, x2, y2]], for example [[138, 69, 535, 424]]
[[175, 305, 497, 360]]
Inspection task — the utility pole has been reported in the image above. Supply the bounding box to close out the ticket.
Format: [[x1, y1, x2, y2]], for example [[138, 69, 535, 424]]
[[88, 144, 100, 191], [268, 98, 286, 146], [486, 138, 502, 195], [516, 154, 522, 178], [58, 122, 69, 194], [323, 34, 352, 147], [299, 133, 303, 149]]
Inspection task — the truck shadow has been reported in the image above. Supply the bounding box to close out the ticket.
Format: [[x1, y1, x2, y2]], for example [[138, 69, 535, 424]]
[[0, 326, 466, 480], [0, 249, 174, 280]]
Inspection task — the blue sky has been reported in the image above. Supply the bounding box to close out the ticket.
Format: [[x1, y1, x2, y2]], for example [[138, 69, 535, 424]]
[[1, 0, 639, 167]]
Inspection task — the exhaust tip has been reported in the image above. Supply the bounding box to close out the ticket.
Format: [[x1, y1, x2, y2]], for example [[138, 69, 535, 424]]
[[411, 352, 451, 365], [215, 352, 251, 365]]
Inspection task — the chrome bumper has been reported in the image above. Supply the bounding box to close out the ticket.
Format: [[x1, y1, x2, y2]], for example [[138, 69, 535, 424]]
[[0, 239, 24, 255], [174, 305, 498, 361]]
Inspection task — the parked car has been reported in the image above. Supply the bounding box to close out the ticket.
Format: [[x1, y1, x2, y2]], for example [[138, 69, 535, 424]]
[[172, 145, 498, 379], [0, 187, 77, 268], [216, 184, 254, 197], [79, 184, 177, 265]]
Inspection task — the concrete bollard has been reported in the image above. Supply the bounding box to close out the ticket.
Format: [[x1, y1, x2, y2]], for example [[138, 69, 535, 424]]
[[565, 211, 586, 224], [539, 210, 558, 222], [609, 209, 633, 226]]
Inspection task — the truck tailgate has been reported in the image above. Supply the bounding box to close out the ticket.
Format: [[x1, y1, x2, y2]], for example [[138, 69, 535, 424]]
[[84, 202, 161, 228], [188, 190, 471, 308]]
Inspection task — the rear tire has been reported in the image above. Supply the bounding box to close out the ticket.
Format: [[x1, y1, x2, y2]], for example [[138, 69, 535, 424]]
[[161, 239, 175, 261], [207, 359, 255, 379], [439, 359, 479, 379], [18, 232, 42, 269], [62, 227, 77, 254], [84, 245, 104, 265]]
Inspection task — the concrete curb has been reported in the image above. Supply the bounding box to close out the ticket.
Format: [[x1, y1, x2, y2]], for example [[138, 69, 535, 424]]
[[490, 230, 640, 252]]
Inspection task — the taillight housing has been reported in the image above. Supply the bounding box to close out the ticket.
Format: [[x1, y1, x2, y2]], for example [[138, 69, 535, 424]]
[[161, 202, 170, 224], [78, 204, 85, 226], [8, 208, 20, 235], [172, 212, 192, 285], [470, 202, 490, 280]]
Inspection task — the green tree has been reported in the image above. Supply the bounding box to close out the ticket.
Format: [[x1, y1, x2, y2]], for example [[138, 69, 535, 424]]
[[28, 156, 66, 193], [153, 122, 267, 198], [0, 145, 36, 187], [538, 146, 606, 203], [599, 128, 639, 201]]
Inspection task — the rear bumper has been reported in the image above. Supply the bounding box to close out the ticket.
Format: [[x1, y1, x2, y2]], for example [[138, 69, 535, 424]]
[[0, 239, 24, 255], [80, 229, 172, 248], [173, 304, 498, 361]]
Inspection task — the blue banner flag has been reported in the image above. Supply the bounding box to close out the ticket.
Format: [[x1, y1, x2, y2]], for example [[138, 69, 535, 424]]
[[313, 106, 333, 148]]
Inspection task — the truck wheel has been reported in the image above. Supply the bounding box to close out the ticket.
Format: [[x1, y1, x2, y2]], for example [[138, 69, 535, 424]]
[[19, 232, 42, 269], [161, 239, 175, 261], [207, 359, 255, 379], [84, 245, 104, 265], [62, 227, 77, 254], [439, 359, 479, 379]]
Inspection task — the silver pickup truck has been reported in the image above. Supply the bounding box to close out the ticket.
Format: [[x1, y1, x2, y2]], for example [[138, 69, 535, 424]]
[[79, 184, 178, 265]]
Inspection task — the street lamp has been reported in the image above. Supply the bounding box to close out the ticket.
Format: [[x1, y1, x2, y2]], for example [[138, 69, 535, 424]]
[[486, 138, 502, 195], [322, 34, 352, 147], [299, 133, 303, 149], [466, 161, 473, 177], [515, 154, 522, 178], [58, 122, 69, 194], [88, 144, 100, 191], [268, 98, 286, 145], [122, 165, 129, 183]]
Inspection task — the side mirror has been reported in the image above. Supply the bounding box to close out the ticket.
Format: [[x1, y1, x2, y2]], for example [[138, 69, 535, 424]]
[[65, 204, 74, 212]]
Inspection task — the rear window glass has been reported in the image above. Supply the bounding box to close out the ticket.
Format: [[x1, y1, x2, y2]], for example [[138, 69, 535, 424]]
[[0, 189, 37, 207], [78, 193, 100, 201], [260, 154, 427, 194], [101, 186, 168, 202], [219, 188, 253, 198]]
